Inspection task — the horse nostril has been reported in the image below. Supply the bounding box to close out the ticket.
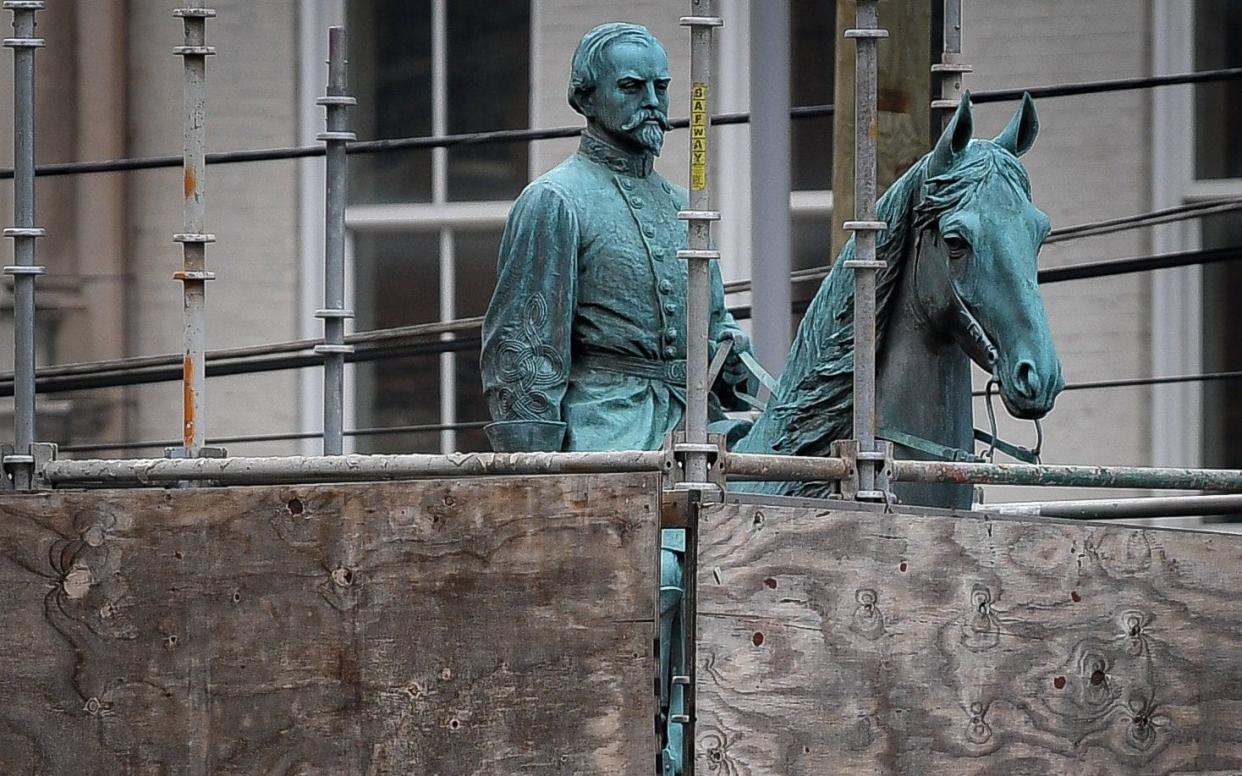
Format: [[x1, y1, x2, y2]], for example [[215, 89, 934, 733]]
[[1013, 360, 1040, 399]]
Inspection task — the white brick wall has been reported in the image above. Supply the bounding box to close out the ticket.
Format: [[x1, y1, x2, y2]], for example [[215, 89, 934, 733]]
[[530, 1, 693, 185], [126, 0, 301, 455], [966, 0, 1154, 501]]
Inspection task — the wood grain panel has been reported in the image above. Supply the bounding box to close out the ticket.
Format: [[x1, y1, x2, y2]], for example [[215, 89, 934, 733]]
[[0, 474, 659, 775], [696, 502, 1242, 775]]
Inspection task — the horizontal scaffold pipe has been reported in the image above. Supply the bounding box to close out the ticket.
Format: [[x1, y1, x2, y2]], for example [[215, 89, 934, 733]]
[[2, 68, 1240, 181], [990, 494, 1242, 520], [41, 450, 669, 486], [721, 452, 850, 481], [892, 460, 1242, 491]]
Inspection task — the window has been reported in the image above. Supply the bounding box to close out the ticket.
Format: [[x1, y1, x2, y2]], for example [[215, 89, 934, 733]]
[[1195, 0, 1242, 471], [790, 0, 836, 327], [1194, 0, 1242, 180], [346, 0, 530, 454]]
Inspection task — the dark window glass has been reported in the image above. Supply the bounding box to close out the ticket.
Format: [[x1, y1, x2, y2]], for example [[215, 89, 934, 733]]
[[790, 0, 836, 191], [354, 232, 441, 453], [447, 1, 531, 200], [452, 230, 502, 451], [1201, 214, 1242, 471], [348, 0, 434, 203], [790, 214, 833, 333], [1195, 0, 1242, 179]]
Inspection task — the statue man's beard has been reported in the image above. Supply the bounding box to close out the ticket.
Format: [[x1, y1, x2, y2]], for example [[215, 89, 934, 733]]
[[621, 111, 671, 156]]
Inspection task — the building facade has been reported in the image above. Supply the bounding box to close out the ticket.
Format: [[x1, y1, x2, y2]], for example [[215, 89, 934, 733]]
[[0, 1, 1238, 507]]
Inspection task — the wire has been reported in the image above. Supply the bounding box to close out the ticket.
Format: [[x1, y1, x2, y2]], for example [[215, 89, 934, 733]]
[[4, 67, 1242, 181], [5, 245, 1242, 393], [972, 369, 1242, 398], [58, 420, 491, 454], [54, 372, 1242, 452], [0, 337, 481, 397], [1044, 198, 1242, 244], [723, 201, 1242, 295], [970, 67, 1242, 104]]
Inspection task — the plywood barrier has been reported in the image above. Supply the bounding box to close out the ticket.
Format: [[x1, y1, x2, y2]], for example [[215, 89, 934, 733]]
[[0, 474, 659, 775], [696, 501, 1242, 775]]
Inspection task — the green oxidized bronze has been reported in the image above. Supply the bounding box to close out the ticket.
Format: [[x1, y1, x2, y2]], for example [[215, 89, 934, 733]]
[[732, 93, 1064, 509], [481, 25, 751, 459], [482, 21, 1064, 775], [480, 24, 751, 775]]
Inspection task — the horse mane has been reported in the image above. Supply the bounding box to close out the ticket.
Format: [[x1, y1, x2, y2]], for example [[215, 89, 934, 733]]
[[750, 141, 1032, 458]]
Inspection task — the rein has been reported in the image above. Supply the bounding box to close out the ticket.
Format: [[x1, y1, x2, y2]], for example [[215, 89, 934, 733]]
[[877, 226, 1042, 464]]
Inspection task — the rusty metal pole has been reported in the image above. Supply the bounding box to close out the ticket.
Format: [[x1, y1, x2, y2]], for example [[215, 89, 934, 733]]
[[170, 4, 216, 459], [2, 0, 46, 490], [316, 26, 356, 456], [843, 0, 888, 500], [931, 0, 970, 132]]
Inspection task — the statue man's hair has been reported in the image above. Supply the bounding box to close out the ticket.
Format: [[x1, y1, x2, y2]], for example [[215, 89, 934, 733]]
[[567, 22, 666, 116]]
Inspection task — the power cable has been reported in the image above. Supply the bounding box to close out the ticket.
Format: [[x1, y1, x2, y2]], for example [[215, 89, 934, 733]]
[[4, 67, 1242, 181], [58, 420, 490, 455], [5, 246, 1241, 393]]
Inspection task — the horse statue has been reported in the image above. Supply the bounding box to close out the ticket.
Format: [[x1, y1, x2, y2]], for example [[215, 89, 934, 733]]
[[731, 92, 1064, 509], [660, 93, 1064, 775]]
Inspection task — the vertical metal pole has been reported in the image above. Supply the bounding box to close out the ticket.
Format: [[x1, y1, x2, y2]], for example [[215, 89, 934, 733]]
[[315, 26, 356, 456], [2, 0, 46, 490], [748, 0, 792, 377], [843, 1, 888, 500], [677, 8, 722, 773], [679, 3, 722, 488], [172, 4, 216, 457], [931, 0, 970, 132], [431, 0, 454, 455]]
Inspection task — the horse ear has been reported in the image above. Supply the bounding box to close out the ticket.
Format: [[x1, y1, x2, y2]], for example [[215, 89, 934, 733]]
[[928, 91, 973, 177], [994, 92, 1039, 156]]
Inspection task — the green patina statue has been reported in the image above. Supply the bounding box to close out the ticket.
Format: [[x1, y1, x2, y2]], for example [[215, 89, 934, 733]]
[[482, 20, 1065, 775], [731, 93, 1064, 509], [480, 23, 752, 774]]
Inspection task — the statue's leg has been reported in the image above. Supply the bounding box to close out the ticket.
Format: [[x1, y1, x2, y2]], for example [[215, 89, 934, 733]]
[[660, 543, 685, 776]]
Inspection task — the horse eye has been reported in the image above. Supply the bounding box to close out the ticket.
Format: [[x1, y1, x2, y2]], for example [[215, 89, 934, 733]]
[[943, 234, 969, 258]]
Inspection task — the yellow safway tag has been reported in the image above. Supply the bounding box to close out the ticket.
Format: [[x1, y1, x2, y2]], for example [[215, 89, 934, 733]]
[[690, 82, 708, 190]]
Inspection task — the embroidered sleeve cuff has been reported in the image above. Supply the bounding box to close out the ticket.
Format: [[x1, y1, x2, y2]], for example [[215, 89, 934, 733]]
[[485, 420, 567, 452]]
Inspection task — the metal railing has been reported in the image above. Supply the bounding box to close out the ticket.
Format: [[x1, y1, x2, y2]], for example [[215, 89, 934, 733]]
[[2, 1, 1241, 522]]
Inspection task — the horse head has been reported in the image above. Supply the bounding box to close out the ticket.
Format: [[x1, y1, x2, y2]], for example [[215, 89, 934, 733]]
[[912, 93, 1064, 420]]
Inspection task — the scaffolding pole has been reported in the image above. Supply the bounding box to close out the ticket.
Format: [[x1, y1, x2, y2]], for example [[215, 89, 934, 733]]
[[170, 3, 217, 458], [41, 450, 668, 487], [2, 1, 46, 490], [316, 26, 356, 455], [991, 494, 1242, 520], [931, 0, 970, 131], [842, 0, 888, 501]]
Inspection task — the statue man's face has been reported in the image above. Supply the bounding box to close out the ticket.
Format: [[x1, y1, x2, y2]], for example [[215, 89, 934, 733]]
[[584, 40, 672, 156]]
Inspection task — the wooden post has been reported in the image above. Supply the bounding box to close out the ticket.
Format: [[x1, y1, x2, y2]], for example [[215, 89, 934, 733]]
[[830, 0, 932, 259]]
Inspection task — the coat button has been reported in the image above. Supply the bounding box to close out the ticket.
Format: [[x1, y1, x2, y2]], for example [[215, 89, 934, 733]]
[[664, 345, 677, 358], [643, 225, 656, 238], [664, 303, 676, 314], [620, 178, 634, 190], [659, 279, 671, 293], [630, 197, 644, 209], [665, 327, 677, 339]]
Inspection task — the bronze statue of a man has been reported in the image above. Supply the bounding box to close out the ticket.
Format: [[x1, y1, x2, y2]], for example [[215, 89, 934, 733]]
[[480, 22, 751, 775], [481, 21, 751, 456]]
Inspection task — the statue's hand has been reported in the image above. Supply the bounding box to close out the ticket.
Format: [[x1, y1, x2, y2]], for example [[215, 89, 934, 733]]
[[716, 329, 752, 386]]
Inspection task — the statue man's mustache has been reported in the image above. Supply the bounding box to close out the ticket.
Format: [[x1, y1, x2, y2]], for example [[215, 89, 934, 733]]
[[621, 111, 672, 132]]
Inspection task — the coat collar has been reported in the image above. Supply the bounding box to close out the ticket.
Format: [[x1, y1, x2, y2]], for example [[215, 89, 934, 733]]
[[578, 125, 655, 178]]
